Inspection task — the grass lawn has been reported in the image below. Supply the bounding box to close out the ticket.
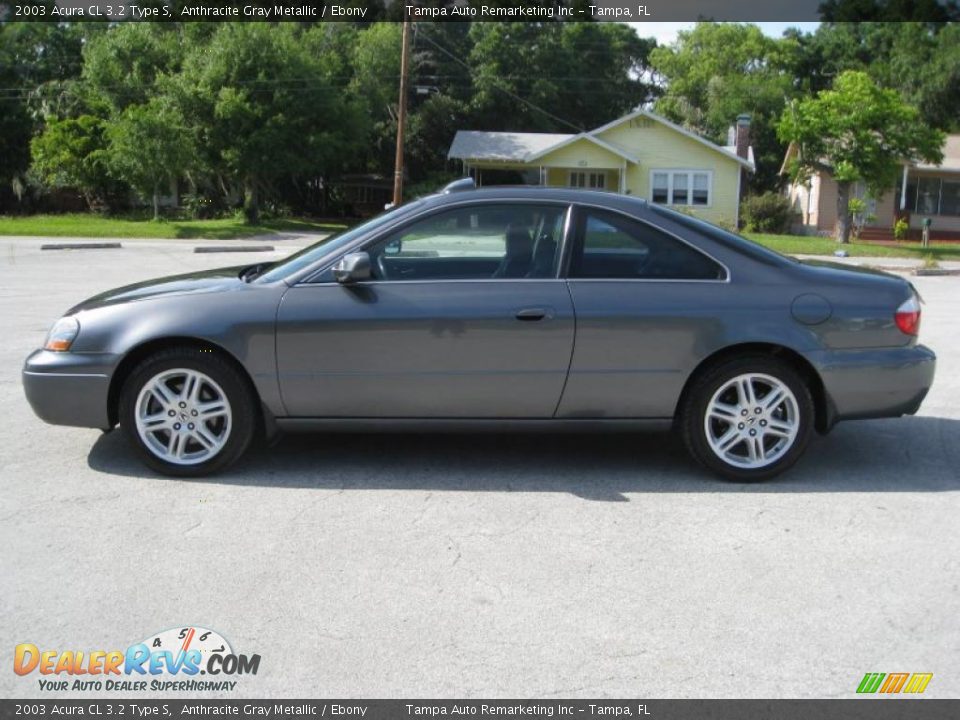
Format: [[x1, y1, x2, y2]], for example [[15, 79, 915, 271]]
[[744, 233, 960, 262], [0, 214, 346, 240], [2, 214, 959, 261]]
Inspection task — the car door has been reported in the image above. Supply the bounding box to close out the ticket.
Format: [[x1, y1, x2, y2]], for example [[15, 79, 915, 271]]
[[557, 205, 732, 418], [275, 202, 575, 418]]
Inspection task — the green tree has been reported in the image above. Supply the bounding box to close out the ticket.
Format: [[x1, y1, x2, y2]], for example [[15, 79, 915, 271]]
[[778, 71, 944, 243], [553, 22, 657, 130], [347, 22, 403, 174], [466, 22, 655, 133], [106, 99, 193, 220], [406, 92, 470, 185], [178, 24, 361, 223], [29, 115, 114, 210], [791, 21, 960, 131], [81, 23, 181, 114], [0, 20, 87, 207], [650, 22, 801, 192]]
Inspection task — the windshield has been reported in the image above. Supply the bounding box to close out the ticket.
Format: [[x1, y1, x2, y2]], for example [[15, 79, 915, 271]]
[[648, 204, 796, 266], [256, 200, 427, 283]]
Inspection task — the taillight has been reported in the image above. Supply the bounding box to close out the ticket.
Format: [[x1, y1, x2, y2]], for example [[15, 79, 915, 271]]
[[895, 294, 921, 336]]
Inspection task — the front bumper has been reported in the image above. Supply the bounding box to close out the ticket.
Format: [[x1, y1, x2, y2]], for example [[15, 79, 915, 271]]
[[809, 344, 936, 423], [22, 350, 117, 429]]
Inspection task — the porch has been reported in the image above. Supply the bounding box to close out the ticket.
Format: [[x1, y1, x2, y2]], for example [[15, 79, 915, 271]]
[[895, 166, 960, 235], [461, 161, 626, 193]]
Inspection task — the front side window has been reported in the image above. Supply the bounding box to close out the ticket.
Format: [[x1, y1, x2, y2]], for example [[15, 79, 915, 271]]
[[569, 208, 725, 281], [259, 200, 426, 283], [367, 204, 567, 281], [651, 170, 712, 208]]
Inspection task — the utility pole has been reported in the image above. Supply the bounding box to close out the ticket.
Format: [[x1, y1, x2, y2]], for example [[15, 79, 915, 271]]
[[392, 18, 412, 207]]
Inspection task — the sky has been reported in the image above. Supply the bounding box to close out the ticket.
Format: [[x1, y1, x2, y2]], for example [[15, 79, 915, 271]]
[[630, 21, 822, 46]]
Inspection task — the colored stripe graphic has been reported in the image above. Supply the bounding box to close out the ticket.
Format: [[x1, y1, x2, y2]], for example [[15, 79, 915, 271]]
[[903, 673, 934, 694], [880, 673, 910, 693], [857, 673, 885, 694], [857, 672, 933, 694]]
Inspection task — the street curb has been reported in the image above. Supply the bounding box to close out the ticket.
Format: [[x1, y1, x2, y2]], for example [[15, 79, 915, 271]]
[[913, 268, 960, 276], [40, 242, 123, 250], [194, 245, 275, 253]]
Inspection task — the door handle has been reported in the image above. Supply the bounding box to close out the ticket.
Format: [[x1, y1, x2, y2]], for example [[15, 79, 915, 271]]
[[515, 307, 550, 321]]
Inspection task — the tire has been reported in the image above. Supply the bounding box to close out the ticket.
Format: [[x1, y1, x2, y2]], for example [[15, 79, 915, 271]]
[[679, 355, 814, 482], [119, 347, 258, 477]]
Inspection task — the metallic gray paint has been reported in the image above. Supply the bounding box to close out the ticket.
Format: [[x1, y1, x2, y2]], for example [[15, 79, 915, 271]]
[[22, 188, 936, 439], [275, 279, 575, 417]]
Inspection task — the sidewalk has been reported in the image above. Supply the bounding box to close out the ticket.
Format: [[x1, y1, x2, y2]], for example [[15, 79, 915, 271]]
[[795, 254, 960, 273], [0, 232, 320, 253]]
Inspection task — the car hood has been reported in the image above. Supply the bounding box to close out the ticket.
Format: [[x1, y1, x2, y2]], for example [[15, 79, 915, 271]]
[[67, 265, 249, 314]]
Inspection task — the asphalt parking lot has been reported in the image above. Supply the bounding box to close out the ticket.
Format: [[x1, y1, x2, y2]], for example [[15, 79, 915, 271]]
[[1, 236, 958, 699]]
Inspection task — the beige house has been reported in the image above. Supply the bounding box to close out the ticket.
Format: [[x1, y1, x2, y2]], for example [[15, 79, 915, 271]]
[[783, 134, 960, 239], [448, 110, 755, 227]]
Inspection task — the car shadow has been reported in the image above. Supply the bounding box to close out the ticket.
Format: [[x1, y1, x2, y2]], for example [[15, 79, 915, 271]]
[[86, 415, 960, 501]]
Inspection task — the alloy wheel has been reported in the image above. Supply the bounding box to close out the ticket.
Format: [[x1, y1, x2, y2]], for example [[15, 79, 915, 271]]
[[134, 368, 232, 465], [703, 372, 800, 469]]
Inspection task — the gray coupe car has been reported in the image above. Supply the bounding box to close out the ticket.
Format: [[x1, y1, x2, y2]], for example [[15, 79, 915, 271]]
[[23, 181, 935, 481]]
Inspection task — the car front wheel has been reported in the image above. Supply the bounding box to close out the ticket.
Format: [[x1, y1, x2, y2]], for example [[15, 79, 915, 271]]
[[119, 348, 257, 476], [680, 356, 814, 482]]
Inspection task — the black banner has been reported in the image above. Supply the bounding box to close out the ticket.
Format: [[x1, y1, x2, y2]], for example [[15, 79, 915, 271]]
[[2, 0, 959, 23], [2, 700, 960, 720]]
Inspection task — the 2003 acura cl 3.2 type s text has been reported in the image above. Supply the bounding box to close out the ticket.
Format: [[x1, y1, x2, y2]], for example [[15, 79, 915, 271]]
[[23, 181, 936, 481]]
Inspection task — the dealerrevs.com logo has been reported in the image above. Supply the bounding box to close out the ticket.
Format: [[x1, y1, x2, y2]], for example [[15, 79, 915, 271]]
[[14, 626, 260, 692]]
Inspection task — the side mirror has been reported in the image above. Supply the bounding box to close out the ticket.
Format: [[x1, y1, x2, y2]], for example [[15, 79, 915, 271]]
[[332, 252, 372, 283]]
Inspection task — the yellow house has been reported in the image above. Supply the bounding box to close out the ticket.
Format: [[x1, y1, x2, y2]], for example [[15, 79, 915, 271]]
[[447, 109, 755, 227]]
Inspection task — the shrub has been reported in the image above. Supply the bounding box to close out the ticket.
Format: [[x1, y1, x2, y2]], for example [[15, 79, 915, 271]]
[[740, 192, 794, 234], [893, 217, 909, 240], [182, 193, 216, 220], [404, 172, 461, 202]]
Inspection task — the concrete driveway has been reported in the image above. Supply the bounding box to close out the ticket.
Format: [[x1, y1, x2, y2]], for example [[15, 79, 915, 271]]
[[1, 237, 957, 699]]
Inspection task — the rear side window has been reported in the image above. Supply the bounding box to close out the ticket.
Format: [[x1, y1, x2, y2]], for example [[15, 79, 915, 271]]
[[569, 208, 725, 280]]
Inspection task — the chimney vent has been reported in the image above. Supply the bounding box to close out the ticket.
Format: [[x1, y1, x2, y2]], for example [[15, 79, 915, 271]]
[[735, 114, 751, 160]]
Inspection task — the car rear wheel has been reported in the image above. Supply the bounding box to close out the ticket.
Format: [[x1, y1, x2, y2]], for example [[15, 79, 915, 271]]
[[680, 356, 814, 481], [119, 348, 256, 476]]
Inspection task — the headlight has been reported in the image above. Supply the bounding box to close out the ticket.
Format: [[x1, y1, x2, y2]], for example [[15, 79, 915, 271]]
[[44, 316, 80, 352]]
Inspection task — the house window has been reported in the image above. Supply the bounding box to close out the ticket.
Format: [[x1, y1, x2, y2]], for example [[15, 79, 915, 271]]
[[917, 177, 941, 215], [569, 171, 606, 190], [941, 180, 960, 216], [650, 170, 712, 207], [672, 173, 688, 205], [692, 173, 710, 205], [896, 175, 960, 217], [652, 173, 669, 203]]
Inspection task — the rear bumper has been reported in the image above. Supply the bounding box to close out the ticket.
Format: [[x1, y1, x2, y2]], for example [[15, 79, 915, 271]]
[[809, 344, 936, 423], [22, 350, 116, 429]]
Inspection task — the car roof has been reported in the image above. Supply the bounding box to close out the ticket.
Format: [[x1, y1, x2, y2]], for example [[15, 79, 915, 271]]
[[419, 186, 650, 211]]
